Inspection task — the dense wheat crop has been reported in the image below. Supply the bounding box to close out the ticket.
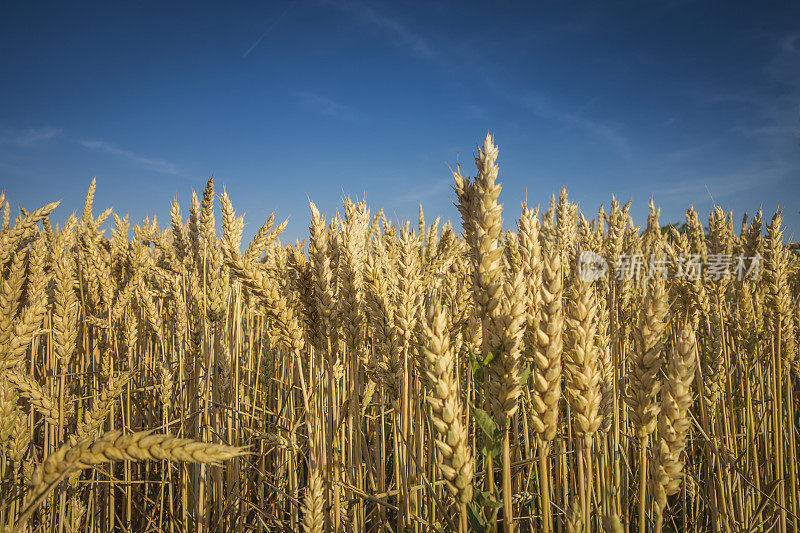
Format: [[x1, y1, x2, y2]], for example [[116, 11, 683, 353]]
[[0, 134, 798, 532]]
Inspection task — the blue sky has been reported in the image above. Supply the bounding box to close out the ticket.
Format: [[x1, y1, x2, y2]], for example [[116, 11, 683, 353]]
[[1, 1, 798, 244]]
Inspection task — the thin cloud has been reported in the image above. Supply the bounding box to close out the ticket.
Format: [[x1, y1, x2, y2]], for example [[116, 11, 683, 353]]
[[332, 1, 438, 60], [295, 91, 356, 120], [651, 139, 722, 167], [704, 90, 760, 106], [394, 177, 452, 204], [781, 32, 799, 54], [652, 166, 787, 199], [698, 31, 800, 143], [0, 126, 62, 147], [518, 91, 632, 154], [333, 1, 630, 154], [464, 104, 489, 120], [78, 139, 183, 176], [480, 80, 633, 154]]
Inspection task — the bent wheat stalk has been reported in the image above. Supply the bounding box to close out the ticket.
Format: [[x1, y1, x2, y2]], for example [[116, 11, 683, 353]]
[[16, 430, 246, 533]]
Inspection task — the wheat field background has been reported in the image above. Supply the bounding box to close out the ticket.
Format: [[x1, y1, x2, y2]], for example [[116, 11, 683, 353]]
[[0, 134, 798, 532]]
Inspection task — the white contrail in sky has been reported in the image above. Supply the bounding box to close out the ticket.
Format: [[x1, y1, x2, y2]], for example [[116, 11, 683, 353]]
[[243, 3, 293, 58]]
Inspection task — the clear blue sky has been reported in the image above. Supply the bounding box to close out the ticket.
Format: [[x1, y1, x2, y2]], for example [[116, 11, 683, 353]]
[[1, 1, 798, 244]]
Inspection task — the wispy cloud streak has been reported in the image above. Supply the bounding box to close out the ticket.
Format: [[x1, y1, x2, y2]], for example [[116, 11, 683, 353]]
[[0, 126, 62, 147], [331, 2, 630, 153], [394, 177, 452, 203], [482, 80, 633, 154], [295, 91, 356, 120], [651, 166, 787, 199], [332, 1, 438, 60], [515, 91, 631, 153], [78, 139, 183, 176]]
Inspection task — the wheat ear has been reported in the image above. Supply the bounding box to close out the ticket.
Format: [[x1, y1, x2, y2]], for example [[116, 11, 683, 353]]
[[628, 274, 668, 532], [75, 371, 134, 440], [301, 466, 324, 533], [29, 430, 246, 499], [421, 304, 473, 531], [651, 320, 698, 531], [567, 278, 602, 528], [16, 430, 244, 532], [7, 370, 72, 427], [532, 245, 563, 531]]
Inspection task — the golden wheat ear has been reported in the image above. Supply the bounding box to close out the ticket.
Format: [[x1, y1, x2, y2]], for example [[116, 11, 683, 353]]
[[16, 431, 247, 532]]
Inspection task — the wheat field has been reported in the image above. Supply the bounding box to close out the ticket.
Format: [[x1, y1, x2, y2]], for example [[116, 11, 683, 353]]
[[0, 134, 798, 532]]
